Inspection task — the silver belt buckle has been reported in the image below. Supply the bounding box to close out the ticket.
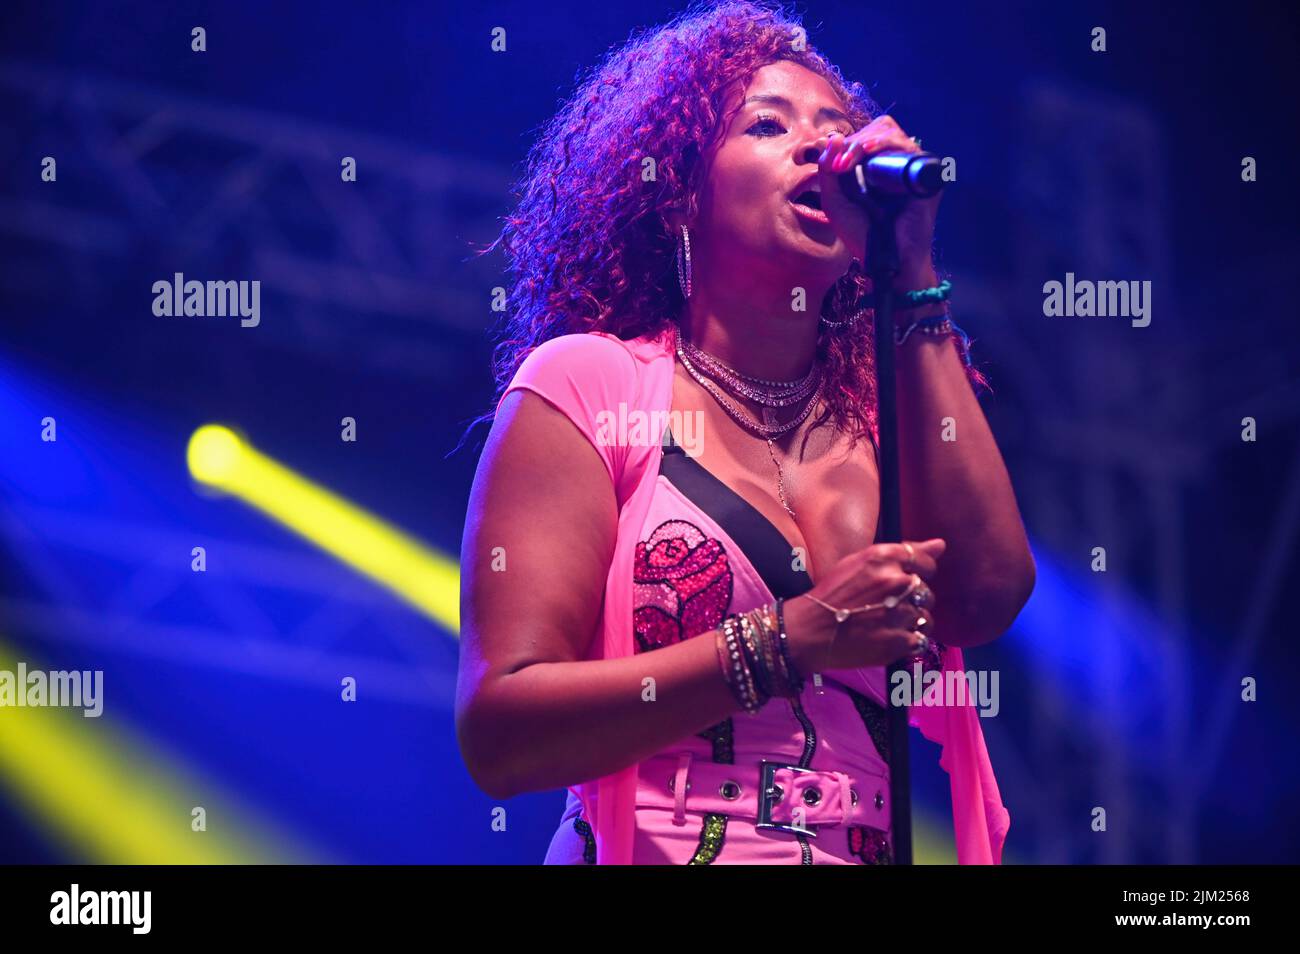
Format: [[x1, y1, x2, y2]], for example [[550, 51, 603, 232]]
[[755, 761, 819, 839]]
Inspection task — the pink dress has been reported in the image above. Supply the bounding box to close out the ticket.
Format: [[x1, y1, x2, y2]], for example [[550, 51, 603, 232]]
[[497, 327, 1011, 865]]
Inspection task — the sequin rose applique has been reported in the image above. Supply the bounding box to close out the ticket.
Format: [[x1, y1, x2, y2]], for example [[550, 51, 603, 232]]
[[913, 636, 947, 674], [848, 825, 893, 865], [633, 519, 733, 652], [573, 815, 597, 865]]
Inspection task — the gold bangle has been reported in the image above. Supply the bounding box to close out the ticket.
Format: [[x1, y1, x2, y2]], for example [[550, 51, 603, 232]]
[[749, 607, 786, 698]]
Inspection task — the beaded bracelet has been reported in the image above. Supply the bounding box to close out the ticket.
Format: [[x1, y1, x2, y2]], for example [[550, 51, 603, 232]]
[[731, 614, 767, 710], [900, 278, 952, 310], [894, 312, 952, 347], [716, 623, 757, 713], [894, 312, 977, 371], [860, 278, 953, 315], [718, 616, 766, 713], [715, 603, 806, 712]]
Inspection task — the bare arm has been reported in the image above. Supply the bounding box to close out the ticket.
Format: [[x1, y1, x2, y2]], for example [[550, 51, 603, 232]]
[[892, 266, 1037, 648], [455, 389, 744, 800], [816, 116, 1035, 648]]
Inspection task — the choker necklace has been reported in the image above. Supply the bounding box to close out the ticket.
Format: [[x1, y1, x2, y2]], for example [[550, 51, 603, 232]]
[[674, 327, 822, 432], [677, 331, 820, 405], [674, 326, 822, 519]]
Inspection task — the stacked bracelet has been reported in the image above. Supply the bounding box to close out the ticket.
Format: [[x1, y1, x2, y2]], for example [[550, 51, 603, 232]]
[[894, 314, 977, 370], [890, 280, 977, 368], [718, 616, 764, 713], [753, 603, 802, 696], [893, 279, 953, 346], [715, 602, 805, 713], [894, 312, 953, 346], [847, 278, 976, 370]]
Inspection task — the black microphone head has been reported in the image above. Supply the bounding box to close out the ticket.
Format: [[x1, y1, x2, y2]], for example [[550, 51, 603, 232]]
[[841, 152, 947, 203], [907, 155, 945, 197]]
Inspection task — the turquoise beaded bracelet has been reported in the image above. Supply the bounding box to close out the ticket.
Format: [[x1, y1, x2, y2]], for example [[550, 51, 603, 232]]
[[893, 279, 955, 346], [855, 278, 953, 314], [899, 279, 952, 310]]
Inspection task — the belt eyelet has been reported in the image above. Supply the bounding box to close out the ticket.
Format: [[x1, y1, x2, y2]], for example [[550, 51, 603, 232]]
[[850, 788, 859, 806], [756, 762, 818, 839], [719, 781, 741, 800], [874, 790, 884, 810], [802, 787, 822, 806]]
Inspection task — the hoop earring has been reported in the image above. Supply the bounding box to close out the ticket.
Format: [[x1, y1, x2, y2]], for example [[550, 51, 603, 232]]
[[676, 224, 693, 300]]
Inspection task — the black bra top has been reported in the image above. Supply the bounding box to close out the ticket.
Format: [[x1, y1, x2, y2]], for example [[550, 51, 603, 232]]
[[660, 426, 814, 600]]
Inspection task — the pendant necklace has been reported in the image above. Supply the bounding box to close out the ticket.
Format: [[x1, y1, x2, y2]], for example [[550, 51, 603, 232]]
[[674, 327, 822, 520]]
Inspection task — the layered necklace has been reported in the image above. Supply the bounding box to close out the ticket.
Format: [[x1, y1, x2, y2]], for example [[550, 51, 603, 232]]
[[674, 325, 824, 520]]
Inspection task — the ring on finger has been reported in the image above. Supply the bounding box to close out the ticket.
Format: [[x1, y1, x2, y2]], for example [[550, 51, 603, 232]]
[[902, 541, 916, 570], [883, 573, 922, 608], [909, 633, 930, 657], [908, 584, 933, 609]]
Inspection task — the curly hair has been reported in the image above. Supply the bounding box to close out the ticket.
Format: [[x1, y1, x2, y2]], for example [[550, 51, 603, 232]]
[[471, 0, 987, 451]]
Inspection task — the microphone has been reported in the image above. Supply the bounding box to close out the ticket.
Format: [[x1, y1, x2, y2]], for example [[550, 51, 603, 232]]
[[839, 151, 946, 202]]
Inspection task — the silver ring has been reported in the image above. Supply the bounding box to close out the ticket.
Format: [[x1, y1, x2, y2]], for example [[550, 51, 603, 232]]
[[909, 633, 930, 658], [908, 584, 932, 608], [884, 573, 923, 609]]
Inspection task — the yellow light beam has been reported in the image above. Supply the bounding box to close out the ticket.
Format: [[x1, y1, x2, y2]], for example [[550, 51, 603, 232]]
[[0, 638, 314, 864], [187, 424, 459, 632]]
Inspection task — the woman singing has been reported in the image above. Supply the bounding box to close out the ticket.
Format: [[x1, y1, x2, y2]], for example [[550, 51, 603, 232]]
[[456, 0, 1034, 864]]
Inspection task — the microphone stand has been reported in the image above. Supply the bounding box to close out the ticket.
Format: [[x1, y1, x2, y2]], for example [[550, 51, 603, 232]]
[[841, 152, 946, 865], [864, 192, 914, 866]]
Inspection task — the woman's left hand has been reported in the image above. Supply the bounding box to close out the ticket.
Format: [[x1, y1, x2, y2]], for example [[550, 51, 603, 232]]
[[816, 114, 941, 288]]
